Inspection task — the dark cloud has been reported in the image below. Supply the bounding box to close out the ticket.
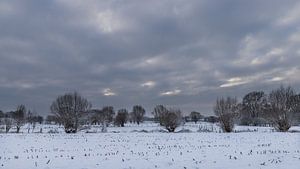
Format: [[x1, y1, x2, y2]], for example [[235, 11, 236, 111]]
[[1, 0, 300, 115]]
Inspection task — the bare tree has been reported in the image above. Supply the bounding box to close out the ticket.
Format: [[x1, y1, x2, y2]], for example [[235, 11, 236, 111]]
[[0, 110, 4, 119], [50, 92, 91, 133], [90, 109, 103, 125], [153, 105, 168, 125], [163, 109, 182, 132], [12, 105, 26, 133], [190, 111, 202, 124], [240, 91, 267, 126], [0, 111, 4, 131], [265, 86, 297, 132], [90, 107, 115, 132], [131, 105, 145, 125], [290, 94, 300, 124], [26, 110, 35, 133], [153, 105, 182, 132], [26, 110, 43, 133], [214, 97, 239, 132], [3, 112, 14, 133], [102, 106, 115, 124], [4, 118, 13, 133], [36, 116, 44, 124], [114, 109, 128, 127]]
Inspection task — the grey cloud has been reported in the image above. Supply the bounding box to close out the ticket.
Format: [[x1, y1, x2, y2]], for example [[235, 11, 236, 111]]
[[0, 0, 300, 115]]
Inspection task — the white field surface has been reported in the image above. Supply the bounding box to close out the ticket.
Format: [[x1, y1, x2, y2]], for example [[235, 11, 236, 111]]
[[1, 123, 300, 169]]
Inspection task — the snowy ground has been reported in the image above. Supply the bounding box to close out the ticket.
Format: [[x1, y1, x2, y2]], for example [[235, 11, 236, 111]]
[[1, 123, 300, 169]]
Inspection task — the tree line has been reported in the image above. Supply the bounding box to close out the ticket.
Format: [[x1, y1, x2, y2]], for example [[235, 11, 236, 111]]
[[0, 85, 299, 133], [214, 86, 300, 132], [0, 105, 43, 133], [49, 92, 148, 133]]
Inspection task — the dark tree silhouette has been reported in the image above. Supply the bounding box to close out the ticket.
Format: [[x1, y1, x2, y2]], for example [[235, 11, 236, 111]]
[[290, 94, 300, 124], [12, 105, 26, 133], [3, 112, 13, 133], [265, 86, 296, 132], [131, 105, 145, 125], [153, 105, 168, 125], [115, 109, 128, 127], [240, 91, 267, 126], [214, 97, 239, 132], [91, 106, 115, 132], [50, 92, 91, 133], [153, 105, 182, 132], [0, 110, 4, 118], [102, 106, 115, 125], [190, 111, 202, 124]]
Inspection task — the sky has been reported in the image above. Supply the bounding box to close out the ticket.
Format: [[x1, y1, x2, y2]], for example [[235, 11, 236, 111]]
[[0, 0, 300, 116]]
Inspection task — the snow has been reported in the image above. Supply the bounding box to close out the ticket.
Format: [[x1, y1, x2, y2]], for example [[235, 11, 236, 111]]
[[1, 123, 300, 169]]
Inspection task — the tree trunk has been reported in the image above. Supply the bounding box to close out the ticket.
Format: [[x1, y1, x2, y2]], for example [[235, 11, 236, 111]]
[[16, 126, 20, 133], [167, 127, 175, 132]]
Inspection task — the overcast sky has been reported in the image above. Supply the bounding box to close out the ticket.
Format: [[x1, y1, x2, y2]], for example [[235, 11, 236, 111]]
[[1, 0, 300, 115]]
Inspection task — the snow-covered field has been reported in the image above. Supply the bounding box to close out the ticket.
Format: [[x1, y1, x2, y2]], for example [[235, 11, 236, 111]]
[[1, 123, 300, 169]]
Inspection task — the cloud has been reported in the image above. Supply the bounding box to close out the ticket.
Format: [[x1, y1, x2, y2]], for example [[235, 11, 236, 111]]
[[141, 81, 156, 88], [220, 77, 249, 88], [250, 48, 285, 65], [268, 77, 284, 82], [0, 0, 300, 114], [102, 88, 116, 96], [276, 2, 300, 26], [160, 89, 181, 96], [0, 1, 14, 15], [93, 10, 128, 33]]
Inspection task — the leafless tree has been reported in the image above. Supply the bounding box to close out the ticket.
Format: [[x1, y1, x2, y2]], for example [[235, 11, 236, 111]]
[[131, 105, 145, 125], [0, 111, 4, 130], [214, 97, 239, 132], [163, 109, 182, 132], [50, 92, 91, 133], [12, 105, 26, 133], [102, 106, 115, 124], [190, 111, 202, 124], [290, 94, 300, 124], [90, 109, 103, 125], [0, 110, 4, 119], [114, 109, 128, 127], [36, 116, 44, 124], [3, 112, 14, 133], [153, 105, 182, 132], [26, 110, 36, 133], [153, 105, 168, 125], [4, 118, 13, 133], [265, 86, 297, 132], [240, 91, 267, 126], [90, 107, 115, 132]]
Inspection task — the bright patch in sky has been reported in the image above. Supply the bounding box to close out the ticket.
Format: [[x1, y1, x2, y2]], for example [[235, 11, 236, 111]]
[[103, 88, 116, 96], [141, 81, 156, 88], [160, 89, 181, 96]]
